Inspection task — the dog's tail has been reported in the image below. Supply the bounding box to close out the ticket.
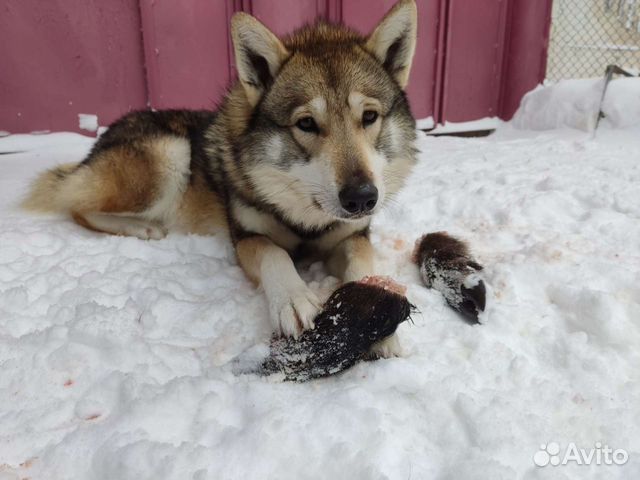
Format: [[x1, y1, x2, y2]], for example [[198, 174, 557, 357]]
[[21, 163, 82, 212]]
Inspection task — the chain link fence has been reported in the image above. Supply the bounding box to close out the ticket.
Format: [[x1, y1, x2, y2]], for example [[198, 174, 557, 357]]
[[546, 0, 640, 81]]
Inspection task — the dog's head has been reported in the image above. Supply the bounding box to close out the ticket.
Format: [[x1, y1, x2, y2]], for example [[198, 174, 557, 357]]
[[230, 0, 418, 226]]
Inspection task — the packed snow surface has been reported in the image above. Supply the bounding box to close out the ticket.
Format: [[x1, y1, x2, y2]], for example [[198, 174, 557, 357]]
[[1, 96, 640, 478]]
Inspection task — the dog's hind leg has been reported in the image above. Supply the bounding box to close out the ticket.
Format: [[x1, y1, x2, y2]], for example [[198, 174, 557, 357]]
[[24, 136, 192, 239], [71, 212, 167, 240]]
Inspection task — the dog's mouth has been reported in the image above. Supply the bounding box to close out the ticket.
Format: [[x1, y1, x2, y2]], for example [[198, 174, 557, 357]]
[[338, 210, 376, 221]]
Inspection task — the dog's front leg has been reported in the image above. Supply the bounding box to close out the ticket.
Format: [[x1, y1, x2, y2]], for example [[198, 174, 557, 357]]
[[327, 233, 403, 358], [326, 232, 374, 282], [236, 235, 321, 338]]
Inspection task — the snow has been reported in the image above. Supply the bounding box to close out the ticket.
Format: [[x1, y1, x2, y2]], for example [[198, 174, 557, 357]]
[[416, 116, 435, 130], [78, 113, 99, 133], [513, 77, 640, 132], [1, 88, 640, 479]]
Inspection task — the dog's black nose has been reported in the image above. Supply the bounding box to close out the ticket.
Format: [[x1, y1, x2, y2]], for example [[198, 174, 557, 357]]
[[339, 183, 378, 214]]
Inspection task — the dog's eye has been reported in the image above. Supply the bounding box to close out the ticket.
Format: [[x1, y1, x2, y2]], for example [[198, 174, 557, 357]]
[[362, 110, 379, 127], [295, 117, 319, 133]]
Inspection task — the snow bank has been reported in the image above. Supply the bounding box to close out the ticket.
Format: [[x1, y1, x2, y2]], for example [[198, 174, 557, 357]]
[[512, 77, 640, 131], [1, 119, 640, 479], [601, 77, 640, 128]]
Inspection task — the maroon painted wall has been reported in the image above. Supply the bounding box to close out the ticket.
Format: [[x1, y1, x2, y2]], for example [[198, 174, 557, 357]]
[[0, 0, 551, 134], [499, 0, 553, 119], [441, 0, 510, 121], [0, 0, 147, 133], [139, 0, 232, 110]]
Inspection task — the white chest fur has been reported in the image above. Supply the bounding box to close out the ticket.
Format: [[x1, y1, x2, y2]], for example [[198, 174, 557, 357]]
[[231, 198, 370, 253]]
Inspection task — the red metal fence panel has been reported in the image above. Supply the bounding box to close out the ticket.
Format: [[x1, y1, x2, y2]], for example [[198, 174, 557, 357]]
[[0, 0, 551, 134], [0, 0, 147, 133], [440, 0, 510, 122], [250, 0, 327, 37], [499, 0, 553, 119], [139, 0, 233, 110]]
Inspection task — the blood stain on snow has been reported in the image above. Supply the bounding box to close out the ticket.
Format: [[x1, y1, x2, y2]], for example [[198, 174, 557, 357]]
[[19, 458, 36, 468]]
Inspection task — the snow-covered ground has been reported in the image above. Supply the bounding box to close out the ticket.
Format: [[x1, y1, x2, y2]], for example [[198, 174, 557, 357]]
[[1, 80, 639, 479]]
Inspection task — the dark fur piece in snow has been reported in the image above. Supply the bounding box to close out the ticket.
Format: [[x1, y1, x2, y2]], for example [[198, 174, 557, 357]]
[[413, 232, 486, 323], [260, 277, 412, 382]]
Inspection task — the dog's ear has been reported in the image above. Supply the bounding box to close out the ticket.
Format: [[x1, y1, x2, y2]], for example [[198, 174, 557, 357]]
[[231, 13, 289, 106], [365, 0, 418, 89]]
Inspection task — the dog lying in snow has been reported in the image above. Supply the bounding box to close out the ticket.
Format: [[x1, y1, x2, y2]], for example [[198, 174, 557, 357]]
[[23, 1, 483, 358]]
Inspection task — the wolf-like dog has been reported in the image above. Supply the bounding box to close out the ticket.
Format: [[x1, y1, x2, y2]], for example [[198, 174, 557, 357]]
[[23, 0, 418, 357]]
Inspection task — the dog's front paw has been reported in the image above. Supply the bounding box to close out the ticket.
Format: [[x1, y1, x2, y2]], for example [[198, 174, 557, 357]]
[[268, 285, 321, 339], [368, 333, 404, 359]]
